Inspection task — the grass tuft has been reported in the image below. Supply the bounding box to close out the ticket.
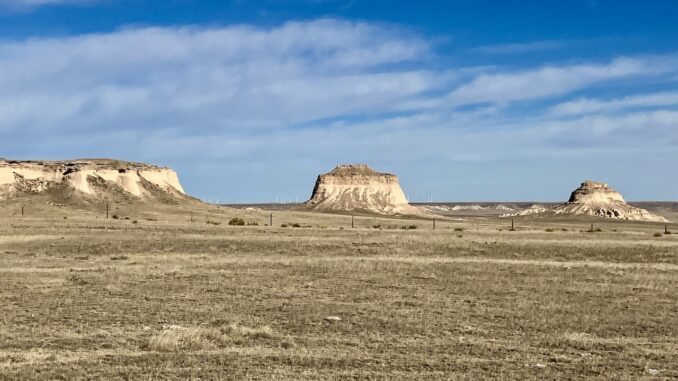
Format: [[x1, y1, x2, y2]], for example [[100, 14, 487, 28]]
[[148, 323, 275, 352]]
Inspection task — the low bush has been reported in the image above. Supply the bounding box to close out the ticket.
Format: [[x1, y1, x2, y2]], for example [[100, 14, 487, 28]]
[[228, 217, 245, 226]]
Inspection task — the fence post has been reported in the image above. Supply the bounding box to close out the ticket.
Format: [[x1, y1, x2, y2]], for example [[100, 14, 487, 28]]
[[511, 218, 514, 230], [270, 213, 273, 226], [106, 202, 109, 219], [190, 212, 193, 222], [351, 215, 354, 229], [21, 205, 24, 217], [590, 223, 594, 232], [433, 218, 436, 230]]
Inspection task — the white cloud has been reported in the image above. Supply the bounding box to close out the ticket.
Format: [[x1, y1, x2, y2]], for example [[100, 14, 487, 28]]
[[0, 20, 436, 132], [551, 91, 678, 116], [448, 57, 674, 105]]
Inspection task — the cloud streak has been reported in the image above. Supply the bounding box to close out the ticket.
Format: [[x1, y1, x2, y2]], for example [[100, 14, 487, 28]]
[[551, 91, 678, 116], [0, 0, 96, 9], [448, 57, 673, 105], [470, 40, 565, 54]]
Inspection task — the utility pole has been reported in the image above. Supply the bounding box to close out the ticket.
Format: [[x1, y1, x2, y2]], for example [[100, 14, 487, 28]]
[[511, 218, 514, 230]]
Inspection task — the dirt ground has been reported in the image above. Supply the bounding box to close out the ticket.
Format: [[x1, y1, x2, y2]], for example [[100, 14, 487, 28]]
[[1, 200, 677, 380]]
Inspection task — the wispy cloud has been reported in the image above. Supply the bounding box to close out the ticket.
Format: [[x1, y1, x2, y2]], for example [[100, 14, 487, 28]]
[[551, 91, 678, 116], [0, 20, 435, 133], [470, 40, 565, 54], [447, 57, 673, 105], [0, 0, 96, 9]]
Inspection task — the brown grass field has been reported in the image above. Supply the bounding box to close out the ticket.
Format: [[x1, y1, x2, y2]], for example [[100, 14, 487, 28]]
[[1, 200, 677, 380]]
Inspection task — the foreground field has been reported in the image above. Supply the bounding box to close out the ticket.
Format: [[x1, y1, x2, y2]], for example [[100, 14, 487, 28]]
[[1, 202, 677, 379]]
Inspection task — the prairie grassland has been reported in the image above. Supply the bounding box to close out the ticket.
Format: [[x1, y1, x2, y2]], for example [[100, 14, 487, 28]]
[[0, 202, 677, 379]]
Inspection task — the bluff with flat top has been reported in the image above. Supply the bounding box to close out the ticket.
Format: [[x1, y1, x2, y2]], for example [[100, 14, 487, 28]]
[[300, 164, 422, 215], [0, 158, 188, 203]]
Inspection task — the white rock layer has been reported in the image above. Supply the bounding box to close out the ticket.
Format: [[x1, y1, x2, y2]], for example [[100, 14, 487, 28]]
[[501, 204, 549, 217]]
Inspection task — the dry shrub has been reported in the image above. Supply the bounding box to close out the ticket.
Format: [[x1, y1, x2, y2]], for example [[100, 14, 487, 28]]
[[228, 217, 245, 226]]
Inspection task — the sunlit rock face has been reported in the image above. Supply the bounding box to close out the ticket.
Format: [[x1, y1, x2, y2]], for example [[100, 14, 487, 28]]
[[553, 180, 668, 222], [0, 158, 186, 202], [301, 164, 423, 216]]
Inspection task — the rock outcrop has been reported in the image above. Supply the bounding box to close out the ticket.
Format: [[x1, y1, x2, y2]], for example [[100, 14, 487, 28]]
[[300, 164, 422, 215], [502, 181, 668, 222], [502, 204, 549, 217], [0, 158, 187, 202], [553, 180, 668, 222]]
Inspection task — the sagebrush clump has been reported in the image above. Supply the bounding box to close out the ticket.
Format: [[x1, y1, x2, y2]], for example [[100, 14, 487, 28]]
[[228, 217, 245, 226]]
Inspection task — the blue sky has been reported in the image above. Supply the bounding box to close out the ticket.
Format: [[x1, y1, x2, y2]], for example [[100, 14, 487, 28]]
[[1, 1, 677, 202]]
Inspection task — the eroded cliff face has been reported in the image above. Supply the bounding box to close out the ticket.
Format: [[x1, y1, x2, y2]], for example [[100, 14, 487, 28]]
[[0, 159, 186, 202], [553, 181, 668, 222], [302, 164, 422, 215]]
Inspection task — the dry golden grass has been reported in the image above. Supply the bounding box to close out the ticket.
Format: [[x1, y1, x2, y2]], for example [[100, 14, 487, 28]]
[[0, 200, 677, 379]]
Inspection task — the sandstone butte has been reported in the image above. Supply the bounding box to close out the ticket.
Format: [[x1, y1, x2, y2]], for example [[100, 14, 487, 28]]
[[299, 164, 423, 216], [0, 158, 187, 202], [552, 180, 669, 222], [508, 180, 669, 222]]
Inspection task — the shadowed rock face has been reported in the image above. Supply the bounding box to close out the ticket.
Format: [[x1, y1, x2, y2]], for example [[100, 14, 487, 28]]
[[301, 164, 422, 215], [0, 158, 187, 202], [554, 181, 668, 222]]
